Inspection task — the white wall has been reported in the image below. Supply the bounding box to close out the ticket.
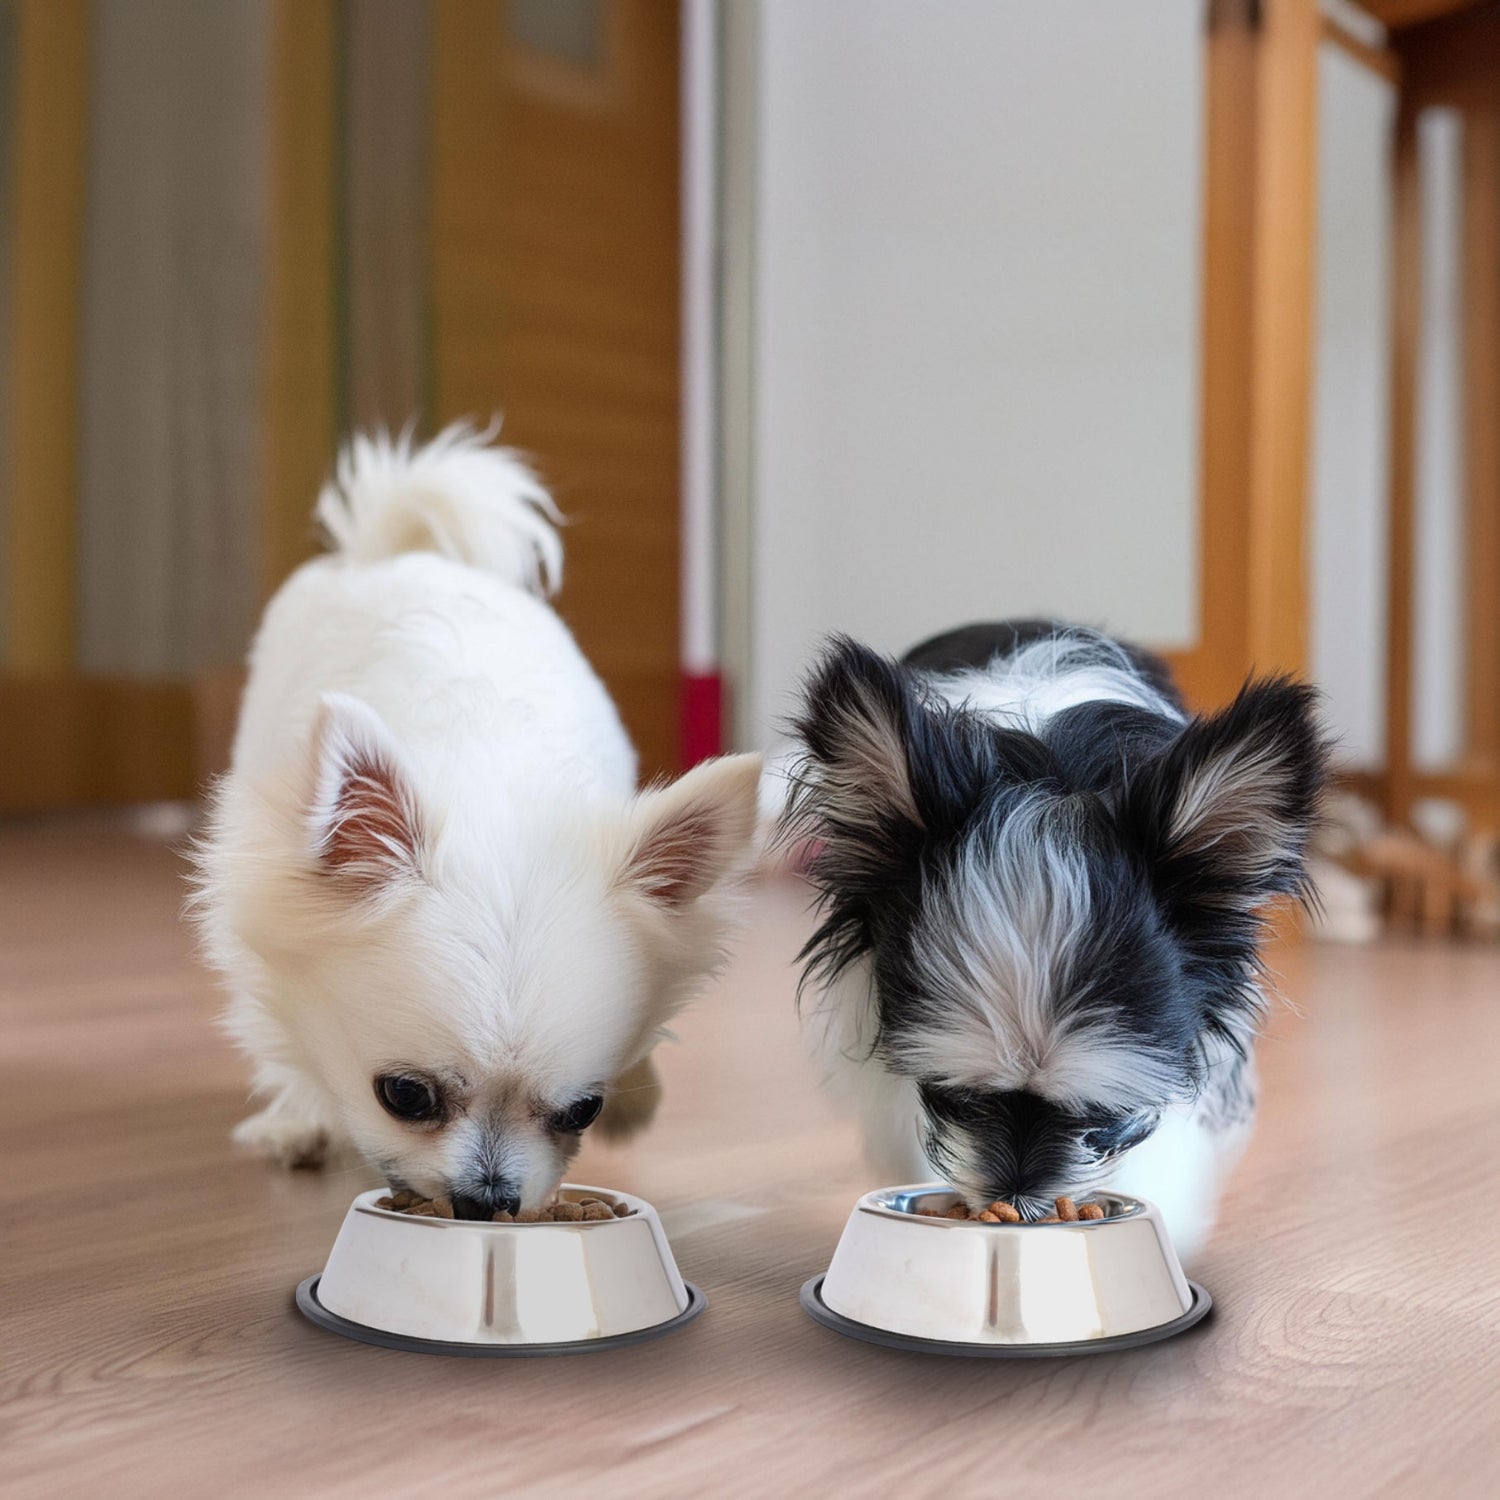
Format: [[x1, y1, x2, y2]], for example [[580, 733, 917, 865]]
[[736, 4, 1467, 769], [1310, 47, 1393, 768], [742, 0, 1204, 744], [1411, 110, 1465, 771]]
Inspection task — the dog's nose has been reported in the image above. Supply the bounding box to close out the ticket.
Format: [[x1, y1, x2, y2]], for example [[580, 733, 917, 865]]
[[451, 1183, 523, 1220]]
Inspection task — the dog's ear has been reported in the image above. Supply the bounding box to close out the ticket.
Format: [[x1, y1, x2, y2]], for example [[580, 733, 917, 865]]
[[307, 693, 426, 889], [781, 637, 1002, 884], [621, 753, 763, 908], [1122, 676, 1329, 920], [785, 638, 924, 862]]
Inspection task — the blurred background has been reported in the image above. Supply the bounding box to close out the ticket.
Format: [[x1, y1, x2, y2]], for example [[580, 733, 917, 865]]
[[1, 0, 1498, 937]]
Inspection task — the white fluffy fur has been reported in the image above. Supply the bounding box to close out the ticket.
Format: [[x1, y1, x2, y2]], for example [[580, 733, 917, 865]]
[[195, 424, 761, 1209], [923, 635, 1182, 730]]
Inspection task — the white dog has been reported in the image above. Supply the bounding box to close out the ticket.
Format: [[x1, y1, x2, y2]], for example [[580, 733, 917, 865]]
[[194, 425, 761, 1218]]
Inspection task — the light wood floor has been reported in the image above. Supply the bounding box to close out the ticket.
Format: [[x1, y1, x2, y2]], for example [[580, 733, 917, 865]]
[[1, 823, 1496, 1498]]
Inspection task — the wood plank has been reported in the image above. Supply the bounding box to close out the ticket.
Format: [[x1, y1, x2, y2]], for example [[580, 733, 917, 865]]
[[1384, 105, 1422, 829], [1321, 12, 1404, 84], [1347, 763, 1500, 824], [259, 0, 339, 602], [1395, 2, 1500, 108], [1459, 110, 1500, 806], [2, 0, 88, 673], [1177, 0, 1260, 710], [1357, 0, 1486, 29], [1, 829, 1498, 1494], [1245, 0, 1320, 679], [0, 678, 196, 812], [1179, 0, 1320, 708]]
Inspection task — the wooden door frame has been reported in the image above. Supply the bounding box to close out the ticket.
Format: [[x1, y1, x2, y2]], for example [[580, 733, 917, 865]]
[[1165, 0, 1322, 710]]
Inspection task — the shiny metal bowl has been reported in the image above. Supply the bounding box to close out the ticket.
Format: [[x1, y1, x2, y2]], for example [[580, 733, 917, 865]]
[[297, 1184, 702, 1356], [805, 1184, 1209, 1356]]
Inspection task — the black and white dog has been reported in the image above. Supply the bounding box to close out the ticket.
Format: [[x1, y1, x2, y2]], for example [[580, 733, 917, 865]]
[[780, 621, 1328, 1256]]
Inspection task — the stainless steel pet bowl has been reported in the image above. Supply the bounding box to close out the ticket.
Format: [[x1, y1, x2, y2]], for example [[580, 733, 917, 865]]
[[802, 1184, 1210, 1357], [297, 1184, 703, 1356]]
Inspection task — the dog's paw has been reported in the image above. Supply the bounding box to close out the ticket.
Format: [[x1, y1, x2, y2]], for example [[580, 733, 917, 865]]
[[596, 1054, 663, 1142], [232, 1104, 332, 1170]]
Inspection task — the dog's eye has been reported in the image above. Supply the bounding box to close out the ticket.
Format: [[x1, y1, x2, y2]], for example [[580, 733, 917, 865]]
[[549, 1094, 604, 1133], [375, 1073, 442, 1123]]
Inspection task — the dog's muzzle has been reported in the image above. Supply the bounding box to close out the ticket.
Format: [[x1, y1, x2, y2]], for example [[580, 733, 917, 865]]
[[451, 1181, 523, 1220]]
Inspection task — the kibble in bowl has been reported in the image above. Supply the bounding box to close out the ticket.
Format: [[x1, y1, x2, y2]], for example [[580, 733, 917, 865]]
[[375, 1189, 634, 1222], [805, 1183, 1207, 1354], [299, 1183, 700, 1355], [915, 1194, 1112, 1224]]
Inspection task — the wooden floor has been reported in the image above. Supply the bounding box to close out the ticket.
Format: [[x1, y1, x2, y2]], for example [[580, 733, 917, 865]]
[[1, 822, 1496, 1498]]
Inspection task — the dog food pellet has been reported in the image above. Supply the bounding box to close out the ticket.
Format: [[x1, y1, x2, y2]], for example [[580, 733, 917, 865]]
[[917, 1195, 1114, 1224], [378, 1194, 634, 1222]]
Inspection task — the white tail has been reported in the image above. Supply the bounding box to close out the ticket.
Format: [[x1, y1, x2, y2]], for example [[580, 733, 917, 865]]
[[314, 421, 564, 596]]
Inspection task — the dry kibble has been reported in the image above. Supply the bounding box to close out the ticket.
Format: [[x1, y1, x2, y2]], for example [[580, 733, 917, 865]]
[[381, 1192, 634, 1222], [915, 1194, 1112, 1224]]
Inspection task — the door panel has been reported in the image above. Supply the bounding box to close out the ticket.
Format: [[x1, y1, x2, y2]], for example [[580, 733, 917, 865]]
[[432, 0, 681, 779]]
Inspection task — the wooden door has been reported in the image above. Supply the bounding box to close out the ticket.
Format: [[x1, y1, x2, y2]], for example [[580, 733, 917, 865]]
[[432, 0, 683, 780]]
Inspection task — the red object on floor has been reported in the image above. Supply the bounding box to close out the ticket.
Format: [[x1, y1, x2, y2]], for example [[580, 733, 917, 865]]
[[680, 671, 724, 766]]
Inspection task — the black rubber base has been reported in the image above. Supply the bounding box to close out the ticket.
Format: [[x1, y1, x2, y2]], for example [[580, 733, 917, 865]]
[[296, 1276, 706, 1357], [800, 1276, 1212, 1358]]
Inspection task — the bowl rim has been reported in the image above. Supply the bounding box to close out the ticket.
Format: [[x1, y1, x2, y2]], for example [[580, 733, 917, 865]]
[[801, 1274, 1212, 1357], [352, 1181, 652, 1228], [857, 1182, 1149, 1227]]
